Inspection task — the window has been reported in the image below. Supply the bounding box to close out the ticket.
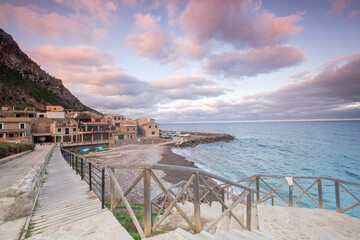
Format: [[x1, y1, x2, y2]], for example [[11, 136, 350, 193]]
[[133, 128, 135, 131], [58, 128, 61, 132], [149, 125, 151, 128], [29, 114, 34, 118], [19, 123, 25, 129], [54, 108, 56, 110], [0, 123, 3, 129], [155, 125, 158, 128], [73, 128, 76, 131], [114, 117, 116, 120], [127, 135, 129, 137], [127, 129, 129, 131], [65, 128, 69, 134], [152, 131, 155, 135], [0, 133, 2, 138], [118, 117, 121, 120], [118, 135, 124, 140], [16, 114, 21, 118], [39, 114, 44, 118], [20, 133, 23, 137]]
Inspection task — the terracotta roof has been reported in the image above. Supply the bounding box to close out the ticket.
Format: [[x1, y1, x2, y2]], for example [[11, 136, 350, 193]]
[[0, 118, 32, 122]]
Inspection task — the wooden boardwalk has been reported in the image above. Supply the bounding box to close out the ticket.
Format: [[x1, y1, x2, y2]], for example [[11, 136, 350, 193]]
[[28, 146, 132, 240]]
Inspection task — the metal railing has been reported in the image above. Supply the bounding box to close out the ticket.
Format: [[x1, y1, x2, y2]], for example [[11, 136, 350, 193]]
[[108, 164, 257, 239], [60, 147, 105, 209], [222, 174, 360, 214]]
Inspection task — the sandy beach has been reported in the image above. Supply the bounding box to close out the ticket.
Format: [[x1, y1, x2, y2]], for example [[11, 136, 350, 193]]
[[87, 144, 197, 202]]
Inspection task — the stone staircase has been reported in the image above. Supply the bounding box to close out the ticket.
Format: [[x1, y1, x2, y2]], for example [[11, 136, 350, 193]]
[[148, 201, 360, 240]]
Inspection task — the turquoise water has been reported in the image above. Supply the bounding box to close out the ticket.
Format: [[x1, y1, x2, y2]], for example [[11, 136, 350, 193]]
[[161, 121, 360, 218]]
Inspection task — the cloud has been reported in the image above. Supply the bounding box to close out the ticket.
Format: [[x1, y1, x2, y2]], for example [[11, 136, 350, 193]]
[[30, 45, 114, 67], [147, 76, 206, 89], [153, 53, 360, 121], [179, 0, 303, 48], [54, 0, 118, 25], [347, 10, 359, 19], [328, 0, 351, 14], [27, 44, 227, 113], [0, 3, 103, 42], [126, 14, 173, 61], [203, 45, 306, 78]]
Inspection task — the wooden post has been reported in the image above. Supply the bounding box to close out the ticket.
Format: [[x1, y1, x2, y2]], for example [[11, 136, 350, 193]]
[[289, 184, 293, 207], [110, 168, 115, 211], [318, 179, 323, 209], [221, 188, 225, 212], [246, 191, 252, 231], [271, 196, 274, 206], [256, 176, 260, 205], [209, 191, 212, 207], [193, 172, 201, 233], [335, 181, 341, 212], [144, 169, 152, 238]]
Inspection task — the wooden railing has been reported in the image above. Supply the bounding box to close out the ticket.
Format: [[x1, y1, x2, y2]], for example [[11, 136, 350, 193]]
[[108, 164, 257, 238], [60, 147, 105, 209], [222, 174, 360, 214]]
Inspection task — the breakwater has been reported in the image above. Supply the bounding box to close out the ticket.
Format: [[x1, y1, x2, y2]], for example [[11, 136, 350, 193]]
[[174, 132, 235, 147]]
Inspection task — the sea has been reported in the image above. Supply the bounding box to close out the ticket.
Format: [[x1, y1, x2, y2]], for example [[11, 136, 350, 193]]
[[160, 121, 360, 218]]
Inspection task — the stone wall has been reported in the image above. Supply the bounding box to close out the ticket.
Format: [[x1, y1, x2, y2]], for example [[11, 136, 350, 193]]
[[1, 145, 54, 221]]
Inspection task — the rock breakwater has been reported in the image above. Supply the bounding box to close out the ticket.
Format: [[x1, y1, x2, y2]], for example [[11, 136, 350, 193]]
[[174, 132, 235, 147]]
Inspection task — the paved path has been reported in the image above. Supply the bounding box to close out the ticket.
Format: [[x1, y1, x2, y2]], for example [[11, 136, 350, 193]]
[[0, 145, 52, 198], [259, 205, 360, 239], [28, 146, 133, 240]]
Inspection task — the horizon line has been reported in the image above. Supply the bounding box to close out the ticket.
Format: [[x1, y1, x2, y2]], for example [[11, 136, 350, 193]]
[[160, 118, 360, 124]]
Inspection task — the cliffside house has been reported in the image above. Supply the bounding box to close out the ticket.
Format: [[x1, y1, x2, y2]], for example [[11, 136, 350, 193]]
[[0, 117, 32, 143], [50, 120, 78, 143], [136, 117, 160, 138]]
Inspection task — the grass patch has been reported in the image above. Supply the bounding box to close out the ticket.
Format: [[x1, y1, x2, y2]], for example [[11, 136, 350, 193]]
[[110, 202, 167, 240], [24, 223, 35, 239], [45, 170, 49, 175]]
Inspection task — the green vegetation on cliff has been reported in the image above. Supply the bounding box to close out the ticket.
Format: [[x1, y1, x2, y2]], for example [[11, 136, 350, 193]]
[[0, 64, 96, 112]]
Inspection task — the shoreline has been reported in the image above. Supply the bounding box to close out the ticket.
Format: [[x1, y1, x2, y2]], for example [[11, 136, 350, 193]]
[[158, 146, 198, 184]]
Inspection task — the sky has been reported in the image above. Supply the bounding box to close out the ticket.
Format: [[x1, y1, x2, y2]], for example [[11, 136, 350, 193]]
[[0, 0, 359, 123]]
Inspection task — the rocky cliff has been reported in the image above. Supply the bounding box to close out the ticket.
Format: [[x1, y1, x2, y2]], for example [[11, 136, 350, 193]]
[[0, 28, 96, 111]]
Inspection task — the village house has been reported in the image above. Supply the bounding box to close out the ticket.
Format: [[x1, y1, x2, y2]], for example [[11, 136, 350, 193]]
[[77, 122, 114, 142], [136, 117, 160, 138], [1, 106, 37, 118], [0, 117, 32, 143], [50, 120, 78, 143], [120, 122, 137, 140], [104, 114, 126, 127]]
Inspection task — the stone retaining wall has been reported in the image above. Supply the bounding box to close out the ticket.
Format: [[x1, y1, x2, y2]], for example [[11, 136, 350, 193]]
[[1, 145, 54, 222]]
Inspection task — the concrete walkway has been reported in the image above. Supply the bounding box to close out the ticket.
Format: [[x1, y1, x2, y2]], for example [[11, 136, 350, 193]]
[[0, 145, 52, 199], [27, 146, 132, 240]]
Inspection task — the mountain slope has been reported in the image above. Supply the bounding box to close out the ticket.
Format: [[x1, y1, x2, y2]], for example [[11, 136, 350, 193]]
[[0, 28, 97, 112]]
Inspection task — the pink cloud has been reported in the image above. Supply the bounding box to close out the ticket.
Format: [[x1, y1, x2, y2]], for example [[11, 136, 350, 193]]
[[328, 0, 351, 14], [147, 76, 206, 89], [347, 10, 359, 19], [29, 45, 114, 67], [179, 0, 303, 48], [203, 45, 306, 78], [126, 14, 173, 61], [0, 4, 100, 42]]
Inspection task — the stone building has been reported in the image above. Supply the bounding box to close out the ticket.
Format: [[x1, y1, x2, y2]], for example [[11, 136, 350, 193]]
[[50, 120, 78, 143], [136, 117, 160, 138], [77, 122, 114, 142], [120, 122, 137, 140], [0, 117, 32, 143]]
